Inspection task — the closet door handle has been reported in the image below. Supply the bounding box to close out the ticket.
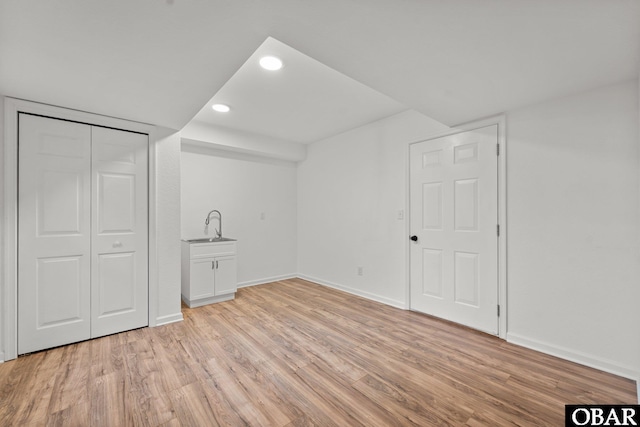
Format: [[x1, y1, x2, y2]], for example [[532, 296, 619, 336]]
[[212, 261, 214, 270]]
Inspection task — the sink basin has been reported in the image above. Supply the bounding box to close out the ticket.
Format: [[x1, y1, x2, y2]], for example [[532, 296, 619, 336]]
[[185, 237, 236, 243]]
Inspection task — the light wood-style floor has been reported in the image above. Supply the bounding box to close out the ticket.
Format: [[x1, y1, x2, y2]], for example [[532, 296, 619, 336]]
[[0, 279, 636, 426]]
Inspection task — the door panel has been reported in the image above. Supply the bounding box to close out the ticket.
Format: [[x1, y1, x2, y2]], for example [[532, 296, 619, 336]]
[[454, 179, 478, 231], [421, 249, 443, 298], [38, 170, 83, 235], [422, 183, 442, 229], [96, 252, 137, 316], [97, 173, 136, 233], [454, 251, 479, 306], [190, 258, 215, 299], [18, 114, 92, 354], [36, 256, 84, 327], [410, 125, 498, 334], [91, 127, 148, 338], [214, 256, 237, 296]]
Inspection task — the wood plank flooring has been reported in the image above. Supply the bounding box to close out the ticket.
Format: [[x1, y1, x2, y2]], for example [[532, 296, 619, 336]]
[[0, 278, 636, 426]]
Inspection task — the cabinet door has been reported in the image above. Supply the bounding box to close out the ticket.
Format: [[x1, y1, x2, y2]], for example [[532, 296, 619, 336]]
[[214, 256, 237, 296], [190, 258, 215, 299]]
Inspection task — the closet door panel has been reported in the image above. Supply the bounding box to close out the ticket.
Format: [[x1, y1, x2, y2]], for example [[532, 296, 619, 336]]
[[18, 114, 92, 354], [91, 127, 148, 338]]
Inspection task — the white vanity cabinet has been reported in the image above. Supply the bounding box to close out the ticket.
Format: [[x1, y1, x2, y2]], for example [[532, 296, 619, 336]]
[[181, 239, 237, 307]]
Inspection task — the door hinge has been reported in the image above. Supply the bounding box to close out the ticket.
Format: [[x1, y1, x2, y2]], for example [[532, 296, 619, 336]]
[[496, 143, 500, 156], [497, 305, 501, 317], [497, 224, 500, 236]]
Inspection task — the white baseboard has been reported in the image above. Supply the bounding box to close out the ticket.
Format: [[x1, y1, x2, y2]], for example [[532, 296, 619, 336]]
[[182, 293, 234, 308], [238, 274, 297, 288], [154, 312, 184, 326], [507, 332, 640, 382], [0, 351, 4, 363], [237, 274, 406, 310], [296, 274, 407, 309]]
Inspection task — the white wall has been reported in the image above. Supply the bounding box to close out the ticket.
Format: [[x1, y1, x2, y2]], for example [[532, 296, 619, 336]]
[[182, 121, 306, 162], [297, 110, 449, 307], [154, 129, 184, 325], [181, 143, 298, 286], [0, 95, 5, 361], [506, 80, 640, 379]]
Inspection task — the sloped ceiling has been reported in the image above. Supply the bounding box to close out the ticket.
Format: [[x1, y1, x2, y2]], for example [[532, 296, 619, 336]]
[[188, 37, 407, 144], [1, 0, 638, 131]]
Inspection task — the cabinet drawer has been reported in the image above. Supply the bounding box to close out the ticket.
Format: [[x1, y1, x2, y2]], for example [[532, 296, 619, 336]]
[[190, 242, 236, 258]]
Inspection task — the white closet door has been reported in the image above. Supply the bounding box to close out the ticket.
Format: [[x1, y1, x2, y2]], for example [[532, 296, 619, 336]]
[[18, 114, 92, 354], [91, 127, 148, 338]]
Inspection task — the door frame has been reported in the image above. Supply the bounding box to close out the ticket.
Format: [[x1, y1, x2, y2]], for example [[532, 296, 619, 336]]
[[3, 97, 159, 360], [406, 115, 507, 338]]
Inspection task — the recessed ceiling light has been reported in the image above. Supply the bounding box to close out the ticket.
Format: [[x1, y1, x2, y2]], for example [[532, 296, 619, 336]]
[[259, 56, 283, 71], [211, 104, 230, 113]]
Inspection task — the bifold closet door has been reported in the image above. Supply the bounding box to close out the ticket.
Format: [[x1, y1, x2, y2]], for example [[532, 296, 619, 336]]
[[18, 114, 149, 354], [91, 126, 148, 338], [18, 114, 92, 354]]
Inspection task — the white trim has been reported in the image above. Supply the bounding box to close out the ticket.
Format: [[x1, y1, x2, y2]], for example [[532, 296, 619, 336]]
[[406, 115, 508, 339], [507, 332, 640, 382], [237, 274, 297, 288], [297, 274, 406, 309], [154, 313, 184, 326], [182, 293, 234, 308], [148, 128, 159, 327], [403, 136, 412, 310], [2, 98, 159, 361], [3, 98, 19, 361]]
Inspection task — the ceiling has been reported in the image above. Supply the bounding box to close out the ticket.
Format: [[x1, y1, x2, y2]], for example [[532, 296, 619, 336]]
[[189, 37, 407, 144], [1, 1, 638, 134]]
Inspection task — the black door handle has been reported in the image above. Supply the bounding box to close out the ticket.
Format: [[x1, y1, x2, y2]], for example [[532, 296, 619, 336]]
[[410, 235, 418, 242]]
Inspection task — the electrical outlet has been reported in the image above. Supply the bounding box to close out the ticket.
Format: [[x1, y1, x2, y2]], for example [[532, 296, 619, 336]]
[[357, 266, 363, 276]]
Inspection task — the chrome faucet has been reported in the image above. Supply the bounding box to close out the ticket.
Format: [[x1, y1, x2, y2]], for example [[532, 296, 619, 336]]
[[204, 210, 222, 238]]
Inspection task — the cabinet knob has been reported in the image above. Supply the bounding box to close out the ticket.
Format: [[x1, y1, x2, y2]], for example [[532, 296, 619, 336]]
[[410, 235, 418, 242]]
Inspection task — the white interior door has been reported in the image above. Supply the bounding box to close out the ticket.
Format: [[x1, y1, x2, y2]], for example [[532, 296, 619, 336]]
[[409, 125, 499, 334], [91, 127, 148, 338], [18, 114, 92, 353], [18, 114, 149, 354]]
